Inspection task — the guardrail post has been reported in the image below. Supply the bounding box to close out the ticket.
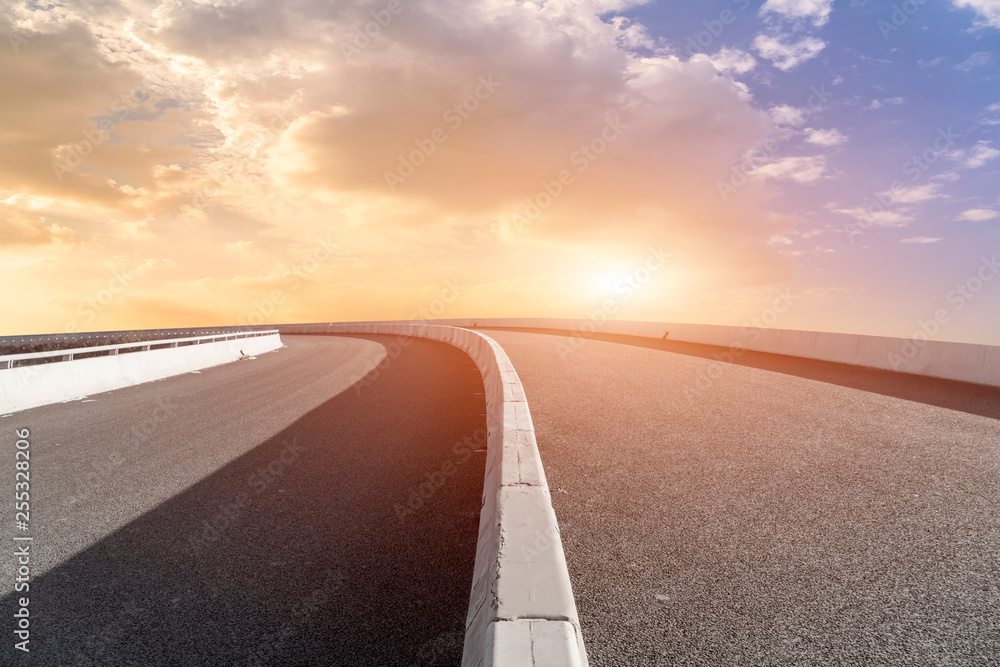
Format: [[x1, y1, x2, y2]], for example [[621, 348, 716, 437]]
[[1, 360, 11, 370], [141, 345, 150, 351], [61, 353, 73, 361]]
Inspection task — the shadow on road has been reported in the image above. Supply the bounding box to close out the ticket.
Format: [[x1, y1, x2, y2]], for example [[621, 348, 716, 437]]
[[6, 335, 486, 666], [482, 327, 1000, 420]]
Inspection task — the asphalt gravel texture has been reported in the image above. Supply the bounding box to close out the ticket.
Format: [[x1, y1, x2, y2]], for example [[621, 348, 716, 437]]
[[483, 328, 1000, 667], [1, 334, 486, 666]]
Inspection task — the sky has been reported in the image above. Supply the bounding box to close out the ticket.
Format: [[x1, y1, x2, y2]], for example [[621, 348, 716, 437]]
[[1, 0, 998, 343]]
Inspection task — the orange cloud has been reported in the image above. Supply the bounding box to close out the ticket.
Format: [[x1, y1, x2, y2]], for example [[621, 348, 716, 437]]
[[1, 0, 806, 335]]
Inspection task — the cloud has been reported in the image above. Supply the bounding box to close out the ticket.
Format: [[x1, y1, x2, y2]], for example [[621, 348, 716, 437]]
[[830, 185, 943, 236], [753, 33, 826, 71], [222, 240, 263, 261], [948, 140, 1000, 168], [751, 155, 828, 183], [954, 51, 994, 70], [0, 0, 800, 333], [865, 97, 905, 110], [918, 56, 949, 68], [769, 104, 808, 127], [805, 127, 847, 146], [881, 183, 945, 204], [957, 208, 999, 221], [952, 0, 1000, 29], [258, 5, 779, 261], [832, 206, 913, 227], [982, 102, 1000, 125], [707, 48, 757, 74], [901, 236, 943, 244], [0, 207, 75, 247], [607, 16, 658, 51], [760, 0, 835, 27], [0, 18, 153, 211]]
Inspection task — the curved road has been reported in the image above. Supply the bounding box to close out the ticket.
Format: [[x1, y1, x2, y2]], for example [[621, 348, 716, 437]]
[[1, 334, 486, 666], [482, 328, 1000, 666], [4, 327, 998, 666]]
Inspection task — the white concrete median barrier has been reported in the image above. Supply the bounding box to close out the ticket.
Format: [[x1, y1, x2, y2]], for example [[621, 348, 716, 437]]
[[277, 322, 587, 667], [486, 619, 583, 667], [0, 330, 282, 414]]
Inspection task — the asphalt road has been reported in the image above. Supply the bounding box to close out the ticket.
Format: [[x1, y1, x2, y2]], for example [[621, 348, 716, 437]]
[[0, 334, 486, 666], [483, 328, 1000, 667]]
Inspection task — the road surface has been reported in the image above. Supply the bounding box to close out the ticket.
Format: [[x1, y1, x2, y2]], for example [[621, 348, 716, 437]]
[[1, 334, 486, 666], [6, 326, 998, 666], [483, 327, 1000, 667]]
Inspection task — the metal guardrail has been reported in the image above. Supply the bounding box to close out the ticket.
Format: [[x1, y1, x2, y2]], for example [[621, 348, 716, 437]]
[[0, 326, 275, 349], [0, 330, 280, 370]]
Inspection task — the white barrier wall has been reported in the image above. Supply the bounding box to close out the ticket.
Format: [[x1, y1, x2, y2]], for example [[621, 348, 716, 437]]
[[278, 323, 587, 667], [410, 318, 1000, 388], [0, 333, 282, 415]]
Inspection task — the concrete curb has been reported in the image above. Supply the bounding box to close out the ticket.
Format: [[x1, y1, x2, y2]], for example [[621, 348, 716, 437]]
[[0, 332, 282, 414], [277, 323, 587, 667]]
